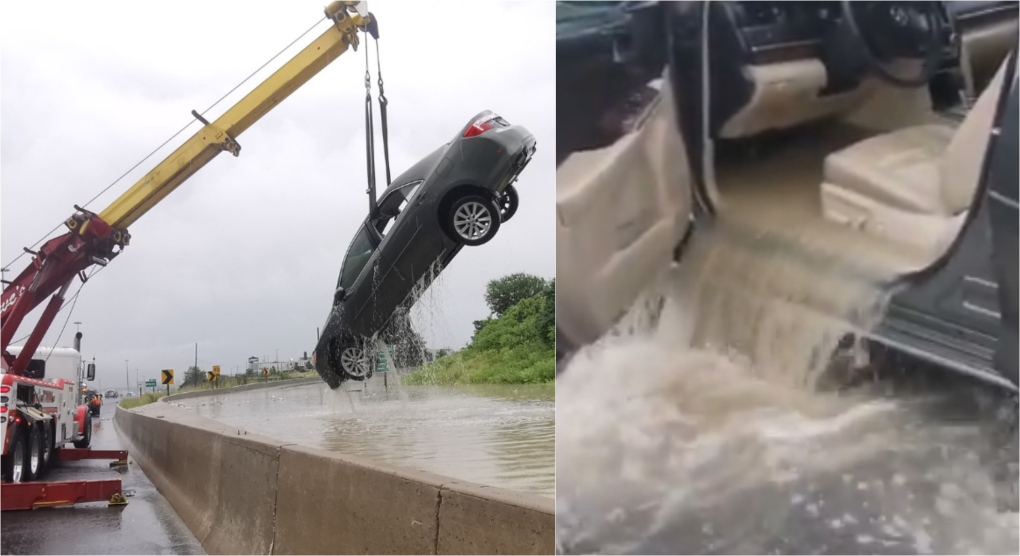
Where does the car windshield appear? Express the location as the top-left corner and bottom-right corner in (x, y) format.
(337, 224), (376, 291)
(373, 180), (424, 236)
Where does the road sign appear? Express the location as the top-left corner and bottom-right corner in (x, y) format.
(212, 365), (220, 376)
(145, 379), (157, 388)
(376, 344), (394, 373)
(206, 372), (216, 382)
(161, 369), (174, 385)
(262, 368), (269, 377)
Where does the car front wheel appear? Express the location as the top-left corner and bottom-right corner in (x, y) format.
(447, 195), (501, 246)
(339, 342), (375, 382)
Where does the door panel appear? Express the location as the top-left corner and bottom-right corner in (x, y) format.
(985, 53), (1019, 385)
(878, 51), (1018, 388)
(556, 74), (694, 348)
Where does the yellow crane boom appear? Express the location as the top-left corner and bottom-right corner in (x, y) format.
(96, 1), (377, 231)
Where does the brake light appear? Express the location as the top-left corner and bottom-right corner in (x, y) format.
(464, 116), (495, 138)
(1, 406), (6, 413)
(0, 385), (9, 394)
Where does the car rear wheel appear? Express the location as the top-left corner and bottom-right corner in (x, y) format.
(448, 195), (501, 246)
(498, 185), (519, 223)
(339, 343), (375, 381)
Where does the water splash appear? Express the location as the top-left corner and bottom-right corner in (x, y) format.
(556, 215), (1017, 554)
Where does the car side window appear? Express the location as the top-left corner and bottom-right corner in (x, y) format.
(373, 180), (424, 237)
(337, 224), (377, 291)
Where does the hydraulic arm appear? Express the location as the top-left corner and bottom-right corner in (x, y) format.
(1, 1), (379, 375)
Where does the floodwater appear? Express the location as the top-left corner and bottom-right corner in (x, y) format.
(180, 380), (554, 498)
(556, 213), (1019, 554)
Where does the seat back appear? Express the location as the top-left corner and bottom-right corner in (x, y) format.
(940, 59), (1010, 213)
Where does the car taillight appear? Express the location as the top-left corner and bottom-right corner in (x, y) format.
(0, 406), (7, 413)
(464, 117), (495, 138)
(0, 385), (9, 394)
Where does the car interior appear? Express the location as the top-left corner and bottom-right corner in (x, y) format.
(555, 0), (1018, 350)
(691, 1), (1017, 275)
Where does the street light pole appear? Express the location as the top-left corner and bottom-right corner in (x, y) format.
(125, 359), (130, 391)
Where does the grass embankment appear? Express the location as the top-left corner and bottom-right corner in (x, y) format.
(118, 370), (317, 409)
(403, 293), (555, 386)
(119, 392), (165, 409)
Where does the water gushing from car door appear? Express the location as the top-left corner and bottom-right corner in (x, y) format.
(557, 217), (1018, 554)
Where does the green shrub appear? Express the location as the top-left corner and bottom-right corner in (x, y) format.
(404, 282), (555, 386)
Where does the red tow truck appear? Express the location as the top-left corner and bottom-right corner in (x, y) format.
(1, 333), (129, 510)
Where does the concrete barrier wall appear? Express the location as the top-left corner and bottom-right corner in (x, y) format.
(165, 376), (321, 402)
(115, 387), (554, 555)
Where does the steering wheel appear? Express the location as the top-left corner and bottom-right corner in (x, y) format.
(839, 1), (947, 88)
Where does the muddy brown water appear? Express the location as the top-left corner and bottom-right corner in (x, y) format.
(556, 193), (1018, 554)
(180, 380), (554, 498)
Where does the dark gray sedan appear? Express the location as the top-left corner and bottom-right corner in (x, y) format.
(313, 110), (536, 388)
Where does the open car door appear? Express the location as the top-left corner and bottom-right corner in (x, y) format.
(870, 51), (1018, 390)
(555, 1), (695, 357)
(985, 50), (1018, 387)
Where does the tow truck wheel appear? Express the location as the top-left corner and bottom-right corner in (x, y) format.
(26, 427), (43, 481)
(73, 412), (93, 449)
(40, 424), (54, 472)
(2, 432), (28, 483)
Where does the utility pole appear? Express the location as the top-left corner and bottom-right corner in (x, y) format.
(125, 359), (130, 391)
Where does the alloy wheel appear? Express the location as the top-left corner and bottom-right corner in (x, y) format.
(453, 201), (493, 240)
(340, 345), (373, 378)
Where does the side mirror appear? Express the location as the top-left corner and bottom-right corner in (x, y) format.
(86, 363), (96, 381)
(334, 287), (346, 304)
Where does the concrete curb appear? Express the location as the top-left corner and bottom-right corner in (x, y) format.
(115, 387), (554, 555)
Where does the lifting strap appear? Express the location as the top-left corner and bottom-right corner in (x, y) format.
(364, 34), (378, 215)
(362, 31), (392, 216)
(375, 39), (391, 186)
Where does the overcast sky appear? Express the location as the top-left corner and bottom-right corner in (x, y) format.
(0, 0), (555, 389)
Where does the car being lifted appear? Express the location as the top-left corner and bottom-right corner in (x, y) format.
(313, 110), (537, 387)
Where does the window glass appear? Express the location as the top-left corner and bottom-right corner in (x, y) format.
(374, 180), (424, 237)
(337, 225), (376, 291)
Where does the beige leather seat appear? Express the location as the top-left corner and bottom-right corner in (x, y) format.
(820, 61), (1007, 259)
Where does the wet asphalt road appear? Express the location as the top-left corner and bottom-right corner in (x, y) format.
(1, 402), (203, 555)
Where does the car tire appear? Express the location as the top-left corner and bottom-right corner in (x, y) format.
(447, 195), (501, 246)
(73, 412), (92, 449)
(26, 427), (43, 481)
(338, 341), (375, 382)
(2, 431), (28, 483)
(498, 185), (519, 223)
